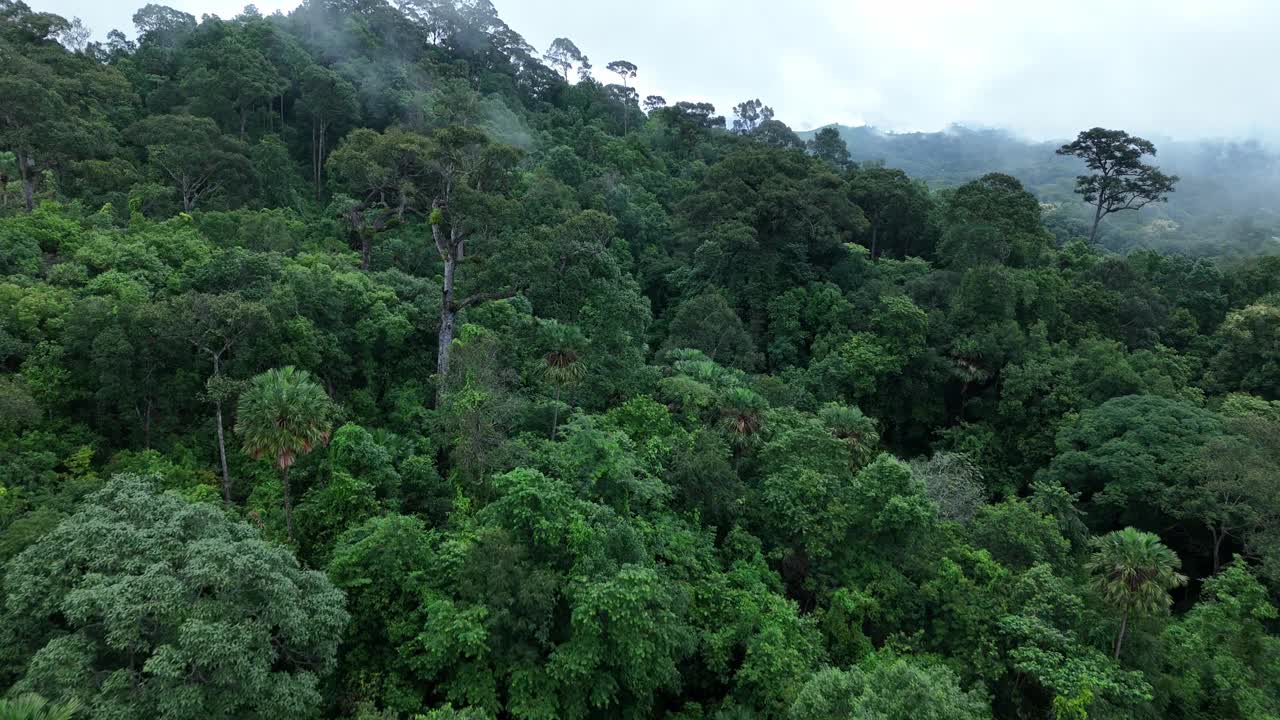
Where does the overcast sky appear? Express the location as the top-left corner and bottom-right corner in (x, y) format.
(39, 0), (1280, 141)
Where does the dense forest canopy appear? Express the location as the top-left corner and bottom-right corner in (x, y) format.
(1, 1), (1279, 719)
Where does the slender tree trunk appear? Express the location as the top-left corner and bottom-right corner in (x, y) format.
(139, 397), (153, 449)
(313, 118), (328, 201)
(436, 243), (458, 402)
(1089, 200), (1104, 245)
(281, 466), (295, 542)
(312, 120), (320, 201)
(551, 383), (562, 440)
(215, 399), (232, 502)
(1113, 607), (1129, 659)
(18, 153), (34, 213)
(1211, 527), (1224, 575)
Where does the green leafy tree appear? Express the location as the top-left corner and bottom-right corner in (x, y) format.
(1205, 302), (1280, 399)
(731, 98), (773, 134)
(182, 34), (286, 138)
(544, 37), (585, 80)
(605, 59), (637, 87)
(235, 366), (337, 541)
(790, 654), (991, 720)
(2, 474), (347, 718)
(1086, 527), (1186, 659)
(165, 292), (267, 503)
(298, 64), (358, 200)
(0, 6), (128, 211)
(326, 126), (434, 270)
(426, 127), (522, 394)
(1057, 128), (1179, 244)
(808, 126), (852, 169)
(1159, 562), (1280, 720)
(846, 165), (932, 259)
(130, 114), (252, 212)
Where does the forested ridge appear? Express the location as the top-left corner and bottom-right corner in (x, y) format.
(1, 1), (1279, 719)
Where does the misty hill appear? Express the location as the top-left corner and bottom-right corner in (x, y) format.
(4, 2), (1280, 719)
(800, 124), (1280, 255)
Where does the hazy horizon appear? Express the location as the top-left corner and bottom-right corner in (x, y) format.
(36, 0), (1280, 143)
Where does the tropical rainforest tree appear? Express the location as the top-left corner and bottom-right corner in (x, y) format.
(235, 366), (336, 540)
(1087, 527), (1187, 658)
(1057, 128), (1179, 244)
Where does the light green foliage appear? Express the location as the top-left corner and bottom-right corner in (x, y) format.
(1205, 302), (1280, 399)
(790, 653), (992, 720)
(0, 693), (81, 720)
(3, 475), (348, 718)
(998, 565), (1152, 717)
(1159, 562), (1280, 719)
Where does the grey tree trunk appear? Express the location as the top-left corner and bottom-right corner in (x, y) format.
(436, 238), (458, 403)
(18, 153), (34, 212)
(281, 465), (295, 542)
(1112, 607), (1129, 659)
(1089, 200), (1104, 245)
(215, 399), (232, 502)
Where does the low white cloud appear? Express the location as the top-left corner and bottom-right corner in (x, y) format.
(41, 0), (1280, 141)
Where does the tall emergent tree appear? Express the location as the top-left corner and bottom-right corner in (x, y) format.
(235, 366), (337, 541)
(544, 37), (585, 81)
(731, 98), (774, 134)
(605, 59), (637, 87)
(428, 126), (521, 399)
(299, 64), (358, 200)
(167, 292), (267, 503)
(326, 126), (433, 270)
(1087, 527), (1186, 658)
(1057, 127), (1178, 244)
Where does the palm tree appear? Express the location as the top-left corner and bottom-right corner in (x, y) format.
(1086, 527), (1187, 658)
(0, 694), (81, 720)
(235, 366), (336, 542)
(541, 322), (586, 440)
(719, 387), (767, 465)
(818, 402), (879, 470)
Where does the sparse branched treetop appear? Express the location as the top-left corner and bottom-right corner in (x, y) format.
(1057, 127), (1179, 244)
(731, 98), (774, 134)
(606, 59), (637, 88)
(544, 37), (584, 81)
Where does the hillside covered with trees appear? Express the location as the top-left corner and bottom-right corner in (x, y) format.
(2, 1), (1280, 719)
(796, 124), (1280, 257)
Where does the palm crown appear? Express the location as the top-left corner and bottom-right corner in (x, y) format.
(1086, 527), (1187, 658)
(236, 366), (336, 470)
